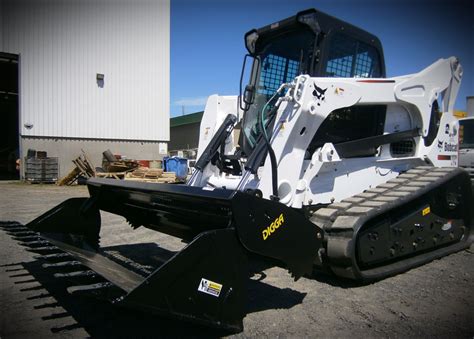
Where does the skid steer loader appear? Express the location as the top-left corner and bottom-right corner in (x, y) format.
(2, 8), (472, 332)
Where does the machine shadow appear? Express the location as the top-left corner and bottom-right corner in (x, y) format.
(308, 269), (367, 288)
(246, 256), (307, 313)
(246, 253), (366, 289)
(11, 242), (308, 337)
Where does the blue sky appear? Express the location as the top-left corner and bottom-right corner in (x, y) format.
(170, 0), (473, 117)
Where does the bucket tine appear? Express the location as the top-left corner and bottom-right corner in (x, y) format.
(0, 221), (22, 228)
(2, 226), (28, 232)
(42, 261), (83, 269)
(34, 253), (72, 262)
(13, 235), (41, 241)
(19, 240), (51, 248)
(7, 230), (35, 236)
(67, 282), (115, 296)
(6, 229), (31, 235)
(54, 270), (98, 279)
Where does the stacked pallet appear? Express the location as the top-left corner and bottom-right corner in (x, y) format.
(125, 168), (178, 183)
(25, 157), (59, 184)
(128, 168), (163, 178)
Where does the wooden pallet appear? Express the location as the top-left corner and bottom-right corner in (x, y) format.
(57, 167), (81, 186)
(124, 171), (177, 183)
(58, 150), (95, 186)
(96, 172), (127, 179)
(124, 177), (177, 183)
(128, 168), (164, 179)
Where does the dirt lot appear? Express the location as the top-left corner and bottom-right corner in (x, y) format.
(0, 181), (473, 338)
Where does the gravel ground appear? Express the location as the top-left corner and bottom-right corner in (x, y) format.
(0, 181), (473, 338)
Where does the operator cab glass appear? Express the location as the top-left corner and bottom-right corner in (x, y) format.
(241, 29), (315, 155)
(324, 32), (382, 78)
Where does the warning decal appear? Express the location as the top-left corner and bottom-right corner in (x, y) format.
(197, 278), (223, 297)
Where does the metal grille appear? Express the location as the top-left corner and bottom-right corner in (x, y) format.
(390, 140), (416, 157)
(326, 55), (353, 77)
(354, 51), (372, 78)
(258, 54), (299, 95)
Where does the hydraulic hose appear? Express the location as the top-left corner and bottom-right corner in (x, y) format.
(259, 86), (286, 200)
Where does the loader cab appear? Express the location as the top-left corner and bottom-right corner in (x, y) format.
(240, 9), (386, 156)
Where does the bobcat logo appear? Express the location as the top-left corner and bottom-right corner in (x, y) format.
(312, 83), (327, 105)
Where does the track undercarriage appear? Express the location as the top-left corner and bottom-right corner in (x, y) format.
(311, 166), (472, 280)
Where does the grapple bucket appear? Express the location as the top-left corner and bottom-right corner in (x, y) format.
(8, 178), (323, 332)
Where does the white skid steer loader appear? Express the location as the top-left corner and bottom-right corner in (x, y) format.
(2, 8), (471, 333)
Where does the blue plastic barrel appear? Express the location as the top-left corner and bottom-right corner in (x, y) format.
(163, 157), (188, 180)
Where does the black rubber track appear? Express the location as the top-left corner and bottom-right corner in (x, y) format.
(310, 166), (473, 281)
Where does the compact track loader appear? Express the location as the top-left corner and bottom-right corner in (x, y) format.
(2, 9), (472, 332)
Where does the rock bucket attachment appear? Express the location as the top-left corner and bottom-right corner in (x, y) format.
(1, 181), (323, 332)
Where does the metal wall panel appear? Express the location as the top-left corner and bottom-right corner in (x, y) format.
(2, 0), (170, 141)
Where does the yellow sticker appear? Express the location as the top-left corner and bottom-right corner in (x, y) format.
(198, 278), (222, 297)
(422, 206), (430, 216)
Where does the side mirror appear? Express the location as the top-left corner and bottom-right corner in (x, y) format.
(243, 85), (255, 106)
(239, 54), (260, 111)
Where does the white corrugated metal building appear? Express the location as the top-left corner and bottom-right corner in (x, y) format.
(0, 0), (170, 179)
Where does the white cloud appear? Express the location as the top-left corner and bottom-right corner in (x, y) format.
(174, 96), (208, 106)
